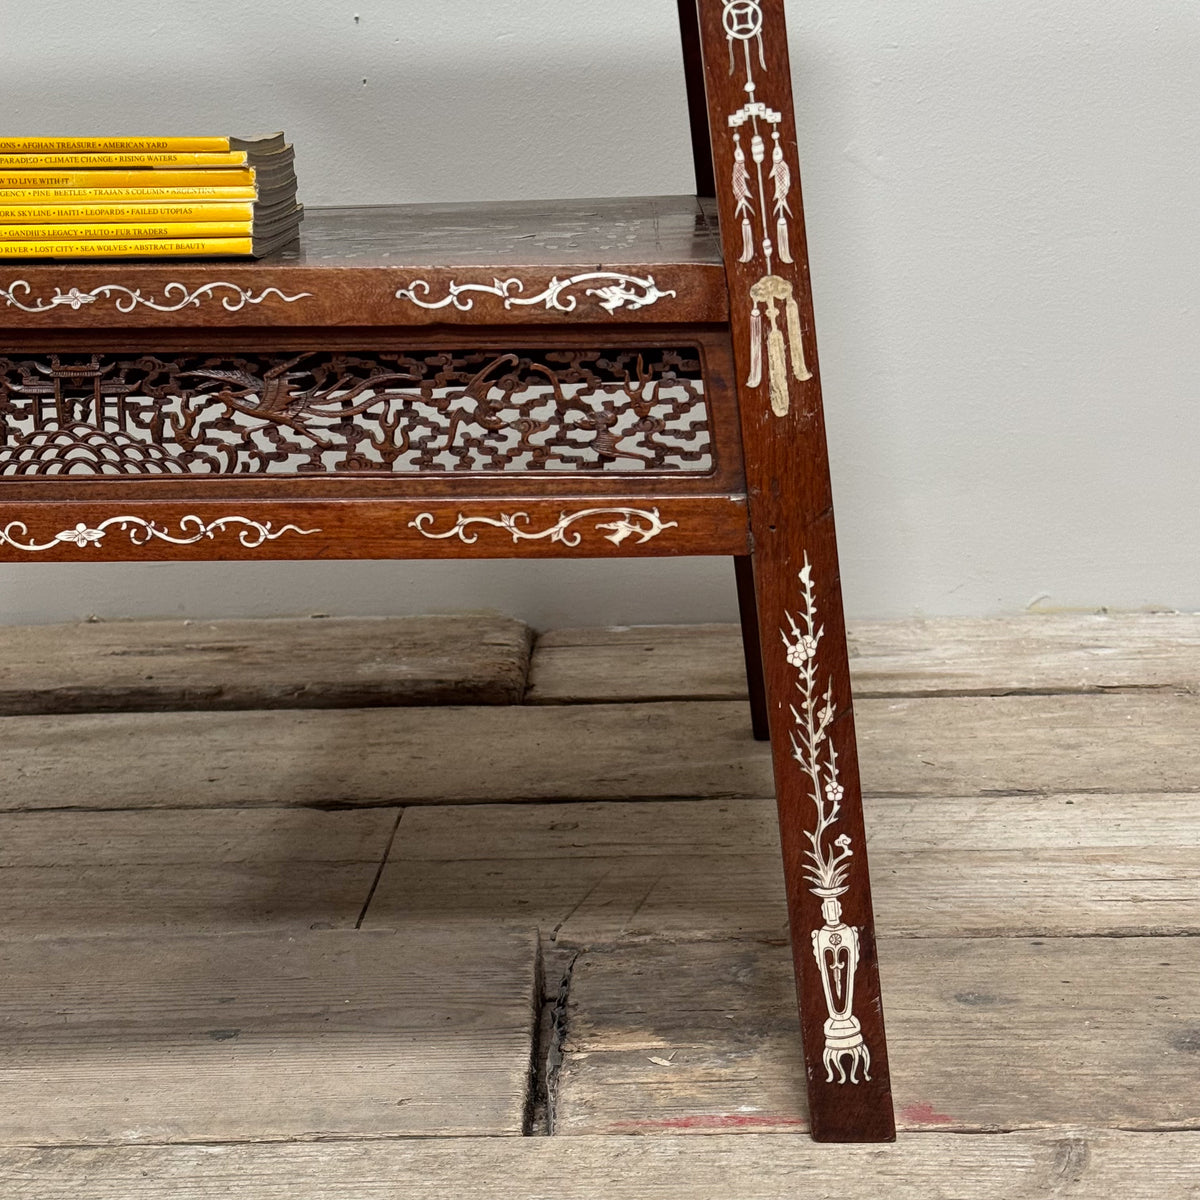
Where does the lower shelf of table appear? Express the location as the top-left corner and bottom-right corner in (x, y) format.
(0, 494), (749, 561)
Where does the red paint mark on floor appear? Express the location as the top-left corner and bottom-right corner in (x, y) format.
(899, 1101), (953, 1125)
(612, 1114), (808, 1132)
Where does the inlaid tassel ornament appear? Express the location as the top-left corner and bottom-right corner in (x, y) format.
(748, 275), (812, 416)
(732, 134), (755, 263)
(786, 290), (811, 381)
(770, 132), (794, 265)
(767, 322), (788, 413)
(747, 302), (764, 388)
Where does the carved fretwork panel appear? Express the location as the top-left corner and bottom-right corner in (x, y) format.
(0, 349), (712, 477)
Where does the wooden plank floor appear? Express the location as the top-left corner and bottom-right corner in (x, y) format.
(0, 927), (539, 1144)
(8, 1131), (1199, 1200)
(0, 614), (533, 713)
(0, 612), (1196, 1196)
(528, 614), (1200, 700)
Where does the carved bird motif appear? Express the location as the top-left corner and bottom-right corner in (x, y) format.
(183, 356), (419, 448)
(184, 356), (310, 416)
(436, 354), (523, 462)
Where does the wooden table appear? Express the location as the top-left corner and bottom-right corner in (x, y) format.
(0, 0), (896, 1143)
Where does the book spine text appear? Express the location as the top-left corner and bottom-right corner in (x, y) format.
(0, 137), (232, 154)
(0, 152), (249, 169)
(0, 237), (256, 258)
(0, 187), (258, 201)
(0, 169), (255, 189)
(0, 223), (252, 241)
(0, 202), (256, 223)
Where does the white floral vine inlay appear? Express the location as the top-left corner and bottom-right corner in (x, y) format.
(408, 507), (677, 547)
(781, 553), (870, 1085)
(0, 515), (320, 552)
(0, 280), (312, 314)
(722, 0), (812, 416)
(395, 273), (676, 315)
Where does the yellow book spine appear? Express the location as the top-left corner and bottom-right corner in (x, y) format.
(0, 238), (256, 258)
(0, 137), (232, 154)
(0, 223), (252, 241)
(0, 169), (255, 189)
(0, 187), (258, 201)
(0, 152), (249, 169)
(0, 202), (256, 223)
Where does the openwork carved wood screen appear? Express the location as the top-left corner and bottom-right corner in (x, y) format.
(0, 349), (712, 477)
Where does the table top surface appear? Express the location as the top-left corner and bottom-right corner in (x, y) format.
(288, 195), (722, 269)
(0, 196), (728, 329)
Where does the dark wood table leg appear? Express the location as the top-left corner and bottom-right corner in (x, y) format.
(693, 0), (896, 1141)
(734, 555), (771, 740)
(746, 511), (895, 1142)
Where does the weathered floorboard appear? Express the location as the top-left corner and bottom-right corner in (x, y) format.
(5, 790), (1192, 948)
(0, 702), (766, 810)
(852, 693), (1200, 796)
(370, 845), (1200, 944)
(2, 692), (1198, 811)
(0, 807), (398, 937)
(5, 612), (1193, 714)
(0, 615), (533, 714)
(0, 926), (538, 1144)
(388, 792), (1200, 860)
(3, 1130), (1197, 1200)
(846, 613), (1200, 696)
(527, 614), (1200, 702)
(528, 624), (753, 704)
(555, 937), (1200, 1135)
(365, 795), (1200, 940)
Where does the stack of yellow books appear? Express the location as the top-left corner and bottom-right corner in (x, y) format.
(0, 132), (302, 259)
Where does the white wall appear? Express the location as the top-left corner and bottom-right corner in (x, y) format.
(0, 0), (1196, 627)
